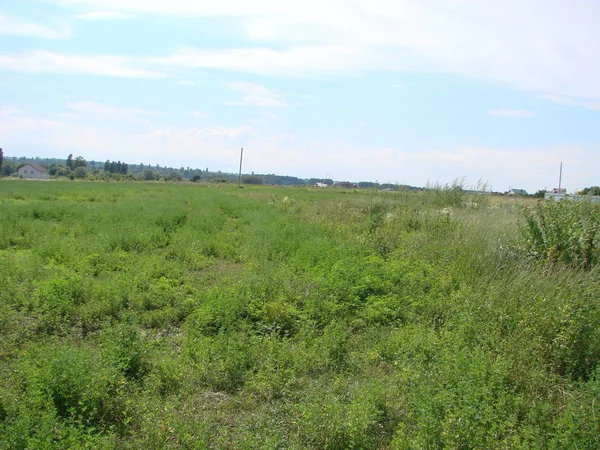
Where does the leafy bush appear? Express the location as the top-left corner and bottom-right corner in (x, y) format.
(73, 166), (88, 179)
(522, 199), (600, 269)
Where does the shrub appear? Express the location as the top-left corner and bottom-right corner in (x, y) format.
(73, 167), (88, 179)
(522, 199), (600, 269)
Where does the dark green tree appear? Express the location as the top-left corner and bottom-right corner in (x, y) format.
(143, 169), (158, 181)
(73, 166), (88, 179)
(66, 154), (74, 169)
(0, 148), (3, 173)
(166, 171), (182, 181)
(74, 156), (87, 168)
(242, 175), (263, 185)
(579, 186), (600, 196)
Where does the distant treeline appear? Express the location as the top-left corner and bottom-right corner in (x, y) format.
(1, 155), (419, 190)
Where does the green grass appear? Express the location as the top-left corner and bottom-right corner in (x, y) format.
(0, 180), (599, 448)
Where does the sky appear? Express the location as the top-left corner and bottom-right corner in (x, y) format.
(1, 0), (599, 192)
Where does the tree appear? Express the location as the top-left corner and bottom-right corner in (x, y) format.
(0, 148), (3, 173)
(143, 169), (158, 181)
(533, 189), (547, 199)
(579, 186), (600, 196)
(74, 156), (87, 168)
(242, 175), (263, 185)
(66, 154), (74, 169)
(166, 171), (182, 181)
(73, 166), (88, 179)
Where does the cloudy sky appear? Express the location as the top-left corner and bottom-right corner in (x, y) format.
(1, 0), (599, 191)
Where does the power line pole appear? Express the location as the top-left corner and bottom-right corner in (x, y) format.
(558, 162), (563, 192)
(237, 147), (244, 188)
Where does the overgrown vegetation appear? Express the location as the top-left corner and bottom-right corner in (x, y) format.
(523, 198), (600, 269)
(0, 180), (599, 448)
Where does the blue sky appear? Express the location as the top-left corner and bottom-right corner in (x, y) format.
(1, 0), (599, 192)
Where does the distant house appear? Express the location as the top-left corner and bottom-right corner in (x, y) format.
(507, 188), (528, 196)
(17, 163), (50, 179)
(315, 182), (328, 188)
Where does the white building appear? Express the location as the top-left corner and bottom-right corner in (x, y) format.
(17, 163), (50, 179)
(544, 193), (600, 204)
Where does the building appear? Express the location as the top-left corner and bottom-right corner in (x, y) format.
(17, 163), (50, 179)
(507, 188), (528, 196)
(544, 193), (600, 204)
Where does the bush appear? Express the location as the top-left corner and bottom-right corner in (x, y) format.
(522, 199), (600, 269)
(143, 169), (159, 181)
(242, 175), (263, 185)
(73, 167), (88, 179)
(166, 171), (182, 182)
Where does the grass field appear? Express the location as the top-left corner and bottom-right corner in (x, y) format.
(1, 180), (599, 449)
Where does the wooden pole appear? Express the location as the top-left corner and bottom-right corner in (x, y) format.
(238, 147), (244, 187)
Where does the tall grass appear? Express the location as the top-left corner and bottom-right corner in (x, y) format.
(0, 180), (599, 448)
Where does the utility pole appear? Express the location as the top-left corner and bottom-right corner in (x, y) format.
(558, 162), (563, 192)
(237, 147), (244, 187)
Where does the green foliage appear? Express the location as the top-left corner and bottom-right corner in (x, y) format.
(166, 171), (182, 181)
(73, 166), (88, 179)
(74, 156), (87, 168)
(143, 169), (159, 181)
(579, 186), (600, 196)
(0, 180), (599, 447)
(242, 175), (263, 185)
(522, 199), (600, 269)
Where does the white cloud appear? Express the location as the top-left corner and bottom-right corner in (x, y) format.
(262, 112), (278, 120)
(489, 108), (536, 118)
(0, 111), (255, 170)
(0, 106), (23, 117)
(10, 1), (598, 100)
(0, 13), (70, 39)
(0, 51), (163, 78)
(188, 109), (207, 119)
(56, 0), (598, 100)
(150, 45), (366, 77)
(226, 82), (287, 106)
(2, 105), (598, 192)
(539, 94), (600, 111)
(66, 101), (157, 116)
(73, 11), (136, 20)
(0, 116), (65, 134)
